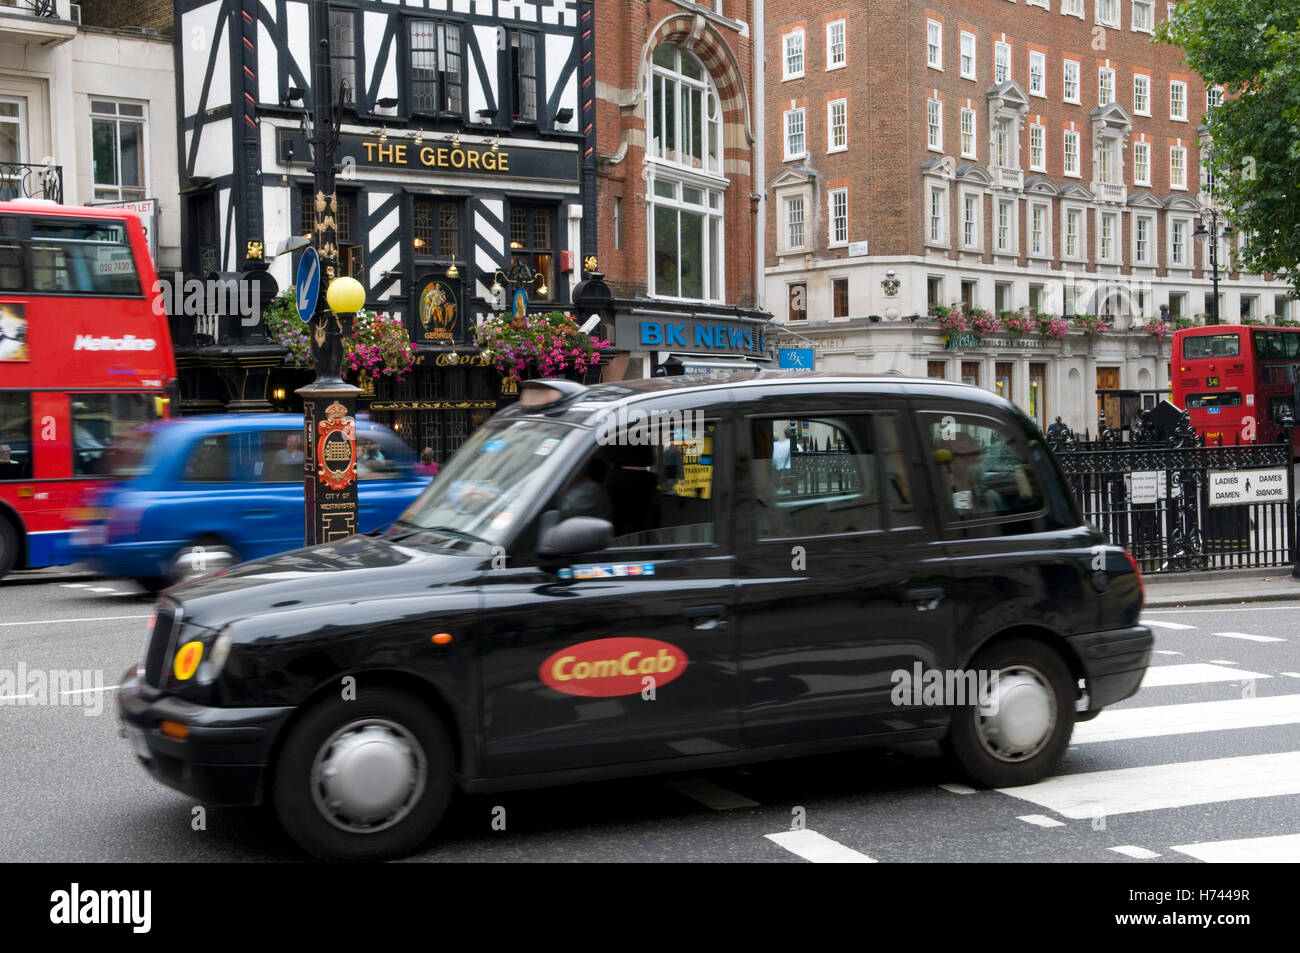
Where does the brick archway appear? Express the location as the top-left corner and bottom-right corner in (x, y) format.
(640, 13), (753, 146)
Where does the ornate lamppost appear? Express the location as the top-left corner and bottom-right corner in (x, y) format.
(295, 0), (364, 547)
(1194, 165), (1232, 327)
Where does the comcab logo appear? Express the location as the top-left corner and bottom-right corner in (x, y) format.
(540, 638), (688, 697)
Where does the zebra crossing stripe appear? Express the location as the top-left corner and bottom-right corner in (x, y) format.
(1140, 663), (1269, 687)
(998, 751), (1300, 819)
(1213, 631), (1286, 643)
(1141, 619), (1196, 630)
(1073, 693), (1300, 744)
(1170, 832), (1300, 863)
(765, 830), (876, 863)
(1109, 845), (1161, 860)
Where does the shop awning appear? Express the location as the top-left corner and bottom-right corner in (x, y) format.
(665, 354), (769, 375)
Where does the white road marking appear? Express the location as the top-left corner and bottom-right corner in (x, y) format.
(1170, 832), (1300, 863)
(1018, 814), (1065, 828)
(765, 830), (876, 863)
(998, 751), (1300, 819)
(1154, 650), (1183, 656)
(1281, 672), (1300, 679)
(1074, 693), (1300, 744)
(0, 684), (121, 702)
(1145, 604), (1300, 613)
(1141, 619), (1196, 630)
(663, 779), (759, 810)
(1214, 631), (1286, 643)
(1140, 663), (1268, 687)
(1109, 845), (1161, 860)
(939, 782), (977, 795)
(59, 584), (87, 589)
(86, 587), (118, 593)
(0, 614), (150, 627)
(1208, 660), (1239, 666)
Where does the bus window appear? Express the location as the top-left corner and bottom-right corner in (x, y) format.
(1183, 333), (1240, 359)
(29, 219), (141, 296)
(0, 216), (20, 290)
(0, 391), (32, 480)
(70, 393), (160, 476)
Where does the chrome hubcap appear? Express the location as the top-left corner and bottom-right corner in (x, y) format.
(170, 544), (237, 581)
(311, 718), (426, 834)
(975, 665), (1056, 762)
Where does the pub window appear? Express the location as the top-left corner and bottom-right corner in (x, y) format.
(329, 8), (357, 105)
(409, 20), (462, 116)
(510, 31), (539, 123)
(508, 203), (555, 303)
(187, 191), (218, 277)
(413, 197), (461, 260)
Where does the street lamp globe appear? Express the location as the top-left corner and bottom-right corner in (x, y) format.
(326, 275), (366, 314)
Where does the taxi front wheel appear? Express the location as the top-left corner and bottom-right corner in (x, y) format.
(941, 638), (1075, 789)
(272, 688), (454, 861)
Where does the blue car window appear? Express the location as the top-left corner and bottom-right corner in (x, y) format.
(262, 429), (304, 483)
(183, 435), (233, 483)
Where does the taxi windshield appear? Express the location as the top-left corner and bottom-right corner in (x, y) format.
(388, 419), (573, 546)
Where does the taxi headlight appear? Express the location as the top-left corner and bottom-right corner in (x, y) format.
(204, 630), (233, 681)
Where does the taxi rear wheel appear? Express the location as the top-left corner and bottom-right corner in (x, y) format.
(272, 688), (454, 861)
(941, 638), (1075, 789)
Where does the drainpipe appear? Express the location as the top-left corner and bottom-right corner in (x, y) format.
(753, 0), (765, 312)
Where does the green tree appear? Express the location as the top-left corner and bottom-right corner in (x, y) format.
(1157, 1), (1300, 294)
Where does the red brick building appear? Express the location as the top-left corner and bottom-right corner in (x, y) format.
(593, 0), (771, 378)
(763, 1), (1292, 430)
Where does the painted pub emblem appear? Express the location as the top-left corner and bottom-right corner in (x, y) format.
(316, 400), (357, 490)
(418, 279), (458, 341)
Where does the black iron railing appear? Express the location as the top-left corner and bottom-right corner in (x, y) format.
(1048, 411), (1294, 573)
(0, 161), (63, 202)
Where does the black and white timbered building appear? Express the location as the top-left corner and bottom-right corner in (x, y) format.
(172, 0), (594, 459)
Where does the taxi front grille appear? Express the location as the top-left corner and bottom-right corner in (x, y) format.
(143, 604), (180, 688)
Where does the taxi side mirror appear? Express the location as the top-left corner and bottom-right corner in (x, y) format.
(538, 514), (614, 557)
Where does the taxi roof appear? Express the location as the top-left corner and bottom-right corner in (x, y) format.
(498, 371), (1010, 428)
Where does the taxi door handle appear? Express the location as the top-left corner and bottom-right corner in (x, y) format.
(903, 587), (945, 611)
(685, 605), (728, 630)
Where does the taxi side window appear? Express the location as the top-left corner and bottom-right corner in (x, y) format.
(263, 430), (305, 483)
(921, 412), (1044, 525)
(749, 415), (882, 539)
(547, 419), (717, 548)
(183, 435), (234, 483)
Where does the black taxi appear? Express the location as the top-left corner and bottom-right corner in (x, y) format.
(117, 374), (1152, 860)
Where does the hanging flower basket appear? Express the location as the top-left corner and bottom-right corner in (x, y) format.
(262, 289), (417, 381)
(1144, 319), (1172, 340)
(1000, 311), (1035, 337)
(344, 310), (417, 382)
(934, 305), (967, 335)
(967, 307), (1000, 338)
(475, 310), (612, 383)
(1038, 315), (1069, 340)
(1073, 313), (1108, 338)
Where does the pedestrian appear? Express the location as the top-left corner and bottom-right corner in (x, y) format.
(1046, 416), (1069, 440)
(414, 447), (439, 477)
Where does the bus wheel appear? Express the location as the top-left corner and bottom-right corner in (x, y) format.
(167, 537), (239, 585)
(0, 518), (17, 580)
(272, 688), (454, 861)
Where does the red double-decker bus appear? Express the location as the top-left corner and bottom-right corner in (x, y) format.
(0, 200), (175, 579)
(1171, 324), (1300, 457)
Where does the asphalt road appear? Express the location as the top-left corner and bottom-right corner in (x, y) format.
(2, 569), (1299, 863)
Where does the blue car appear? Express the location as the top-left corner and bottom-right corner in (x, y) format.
(71, 414), (431, 592)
